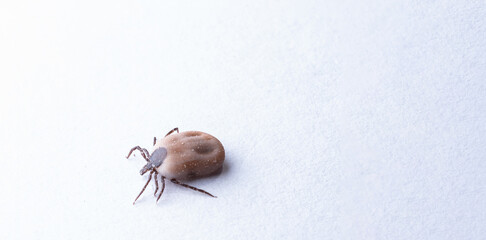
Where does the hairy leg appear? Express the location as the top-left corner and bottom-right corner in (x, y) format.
(153, 172), (159, 196)
(170, 179), (216, 198)
(126, 146), (150, 162)
(133, 171), (153, 204)
(165, 127), (179, 137)
(157, 176), (166, 202)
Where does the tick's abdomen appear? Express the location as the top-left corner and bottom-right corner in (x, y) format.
(155, 131), (225, 179)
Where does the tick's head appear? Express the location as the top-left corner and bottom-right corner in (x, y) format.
(139, 163), (153, 175)
(139, 147), (168, 175)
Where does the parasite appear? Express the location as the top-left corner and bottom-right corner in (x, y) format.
(126, 128), (225, 204)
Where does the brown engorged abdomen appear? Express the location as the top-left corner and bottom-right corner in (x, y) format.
(156, 131), (225, 179)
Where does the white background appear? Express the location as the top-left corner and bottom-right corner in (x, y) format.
(1, 1), (485, 239)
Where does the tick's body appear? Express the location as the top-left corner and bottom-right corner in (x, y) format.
(126, 128), (225, 204)
(156, 131), (225, 179)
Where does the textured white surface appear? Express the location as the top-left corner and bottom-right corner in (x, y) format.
(1, 1), (485, 239)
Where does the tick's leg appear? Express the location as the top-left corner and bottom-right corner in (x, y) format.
(143, 148), (150, 158)
(153, 137), (156, 146)
(165, 127), (179, 137)
(157, 176), (166, 202)
(170, 179), (217, 198)
(133, 170), (153, 204)
(126, 146), (150, 162)
(153, 172), (159, 196)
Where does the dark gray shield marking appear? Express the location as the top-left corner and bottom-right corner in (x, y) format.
(149, 147), (167, 168)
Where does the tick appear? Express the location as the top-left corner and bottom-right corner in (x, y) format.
(126, 127), (225, 204)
